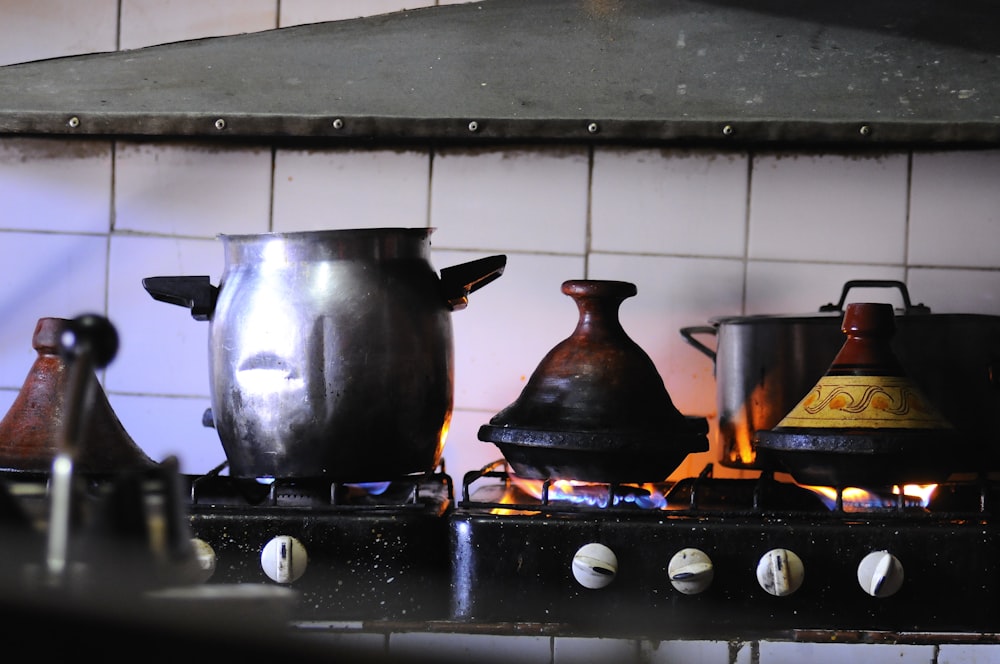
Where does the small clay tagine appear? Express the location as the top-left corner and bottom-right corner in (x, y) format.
(478, 280), (708, 482)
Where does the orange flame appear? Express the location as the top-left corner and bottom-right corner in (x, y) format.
(803, 484), (937, 510)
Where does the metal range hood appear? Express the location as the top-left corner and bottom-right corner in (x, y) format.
(0, 0), (998, 147)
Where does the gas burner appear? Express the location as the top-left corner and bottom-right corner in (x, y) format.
(459, 460), (675, 511)
(459, 461), (968, 516)
(184, 466), (455, 622)
(185, 467), (454, 513)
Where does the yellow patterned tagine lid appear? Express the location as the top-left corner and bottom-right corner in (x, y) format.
(775, 373), (951, 430)
(754, 301), (961, 487)
(776, 301), (952, 431)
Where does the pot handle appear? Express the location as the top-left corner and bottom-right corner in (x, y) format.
(142, 276), (219, 322)
(818, 280), (931, 315)
(679, 325), (717, 363)
(440, 255), (507, 311)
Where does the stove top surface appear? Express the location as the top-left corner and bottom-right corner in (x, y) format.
(449, 461), (1000, 637)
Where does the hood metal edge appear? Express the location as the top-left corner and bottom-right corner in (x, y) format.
(1, 0), (998, 146)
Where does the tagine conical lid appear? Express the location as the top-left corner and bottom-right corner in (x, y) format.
(478, 280), (708, 482)
(755, 302), (961, 486)
(0, 317), (156, 475)
(775, 301), (953, 430)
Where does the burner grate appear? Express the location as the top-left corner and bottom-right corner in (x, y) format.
(186, 463), (453, 513)
(459, 460), (998, 518)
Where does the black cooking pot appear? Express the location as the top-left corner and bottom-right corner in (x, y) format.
(680, 280), (1000, 474)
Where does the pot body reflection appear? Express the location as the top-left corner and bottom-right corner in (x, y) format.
(146, 228), (505, 480)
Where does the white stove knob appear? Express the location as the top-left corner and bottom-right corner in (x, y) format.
(857, 550), (904, 597)
(668, 548), (714, 595)
(756, 548), (804, 596)
(190, 537), (217, 582)
(261, 535), (308, 584)
(572, 543), (618, 589)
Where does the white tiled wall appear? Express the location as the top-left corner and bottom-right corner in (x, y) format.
(4, 1), (1000, 661)
(4, 1), (1000, 485)
(299, 628), (1000, 664)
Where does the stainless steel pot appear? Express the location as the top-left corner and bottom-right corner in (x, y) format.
(680, 280), (1000, 473)
(143, 228), (505, 481)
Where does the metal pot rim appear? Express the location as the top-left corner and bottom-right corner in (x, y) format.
(709, 310), (1000, 327)
(216, 227), (435, 242)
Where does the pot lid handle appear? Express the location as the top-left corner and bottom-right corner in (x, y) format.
(818, 280), (931, 315)
(142, 276), (219, 321)
(440, 255), (507, 311)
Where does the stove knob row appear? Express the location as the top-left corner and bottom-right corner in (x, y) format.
(572, 543), (618, 589)
(190, 537), (217, 583)
(572, 544), (718, 594)
(571, 543), (904, 599)
(756, 548), (805, 596)
(857, 550), (904, 598)
(668, 548), (715, 595)
(261, 535), (309, 584)
(754, 548), (905, 598)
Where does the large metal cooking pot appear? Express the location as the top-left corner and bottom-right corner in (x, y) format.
(680, 280), (1000, 474)
(142, 228), (506, 481)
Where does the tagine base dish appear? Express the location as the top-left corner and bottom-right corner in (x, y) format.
(755, 427), (964, 487)
(480, 416), (709, 483)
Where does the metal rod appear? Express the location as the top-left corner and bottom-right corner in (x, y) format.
(45, 452), (74, 582)
(45, 342), (95, 585)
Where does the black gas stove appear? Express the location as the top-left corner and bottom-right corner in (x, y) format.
(185, 465), (455, 623)
(450, 460), (1000, 640)
(3, 453), (999, 643)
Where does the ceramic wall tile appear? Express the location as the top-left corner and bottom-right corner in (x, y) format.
(0, 0), (118, 66)
(906, 268), (1000, 315)
(553, 636), (640, 664)
(937, 643), (1000, 664)
(390, 631), (551, 663)
(0, 138), (113, 233)
(119, 0), (277, 50)
(748, 153), (908, 264)
(909, 150), (1000, 268)
(641, 639), (753, 664)
(757, 641), (933, 664)
(272, 148), (430, 232)
(105, 234), (220, 397)
(279, 0), (435, 26)
(430, 147), (590, 254)
(445, 249), (586, 413)
(0, 391), (16, 421)
(444, 409), (504, 481)
(591, 148), (749, 257)
(0, 232), (108, 389)
(745, 261), (906, 316)
(108, 394), (224, 475)
(115, 142), (272, 237)
(293, 629), (388, 658)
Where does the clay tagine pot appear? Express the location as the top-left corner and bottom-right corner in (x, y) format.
(755, 302), (963, 487)
(478, 280), (708, 482)
(0, 317), (156, 475)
